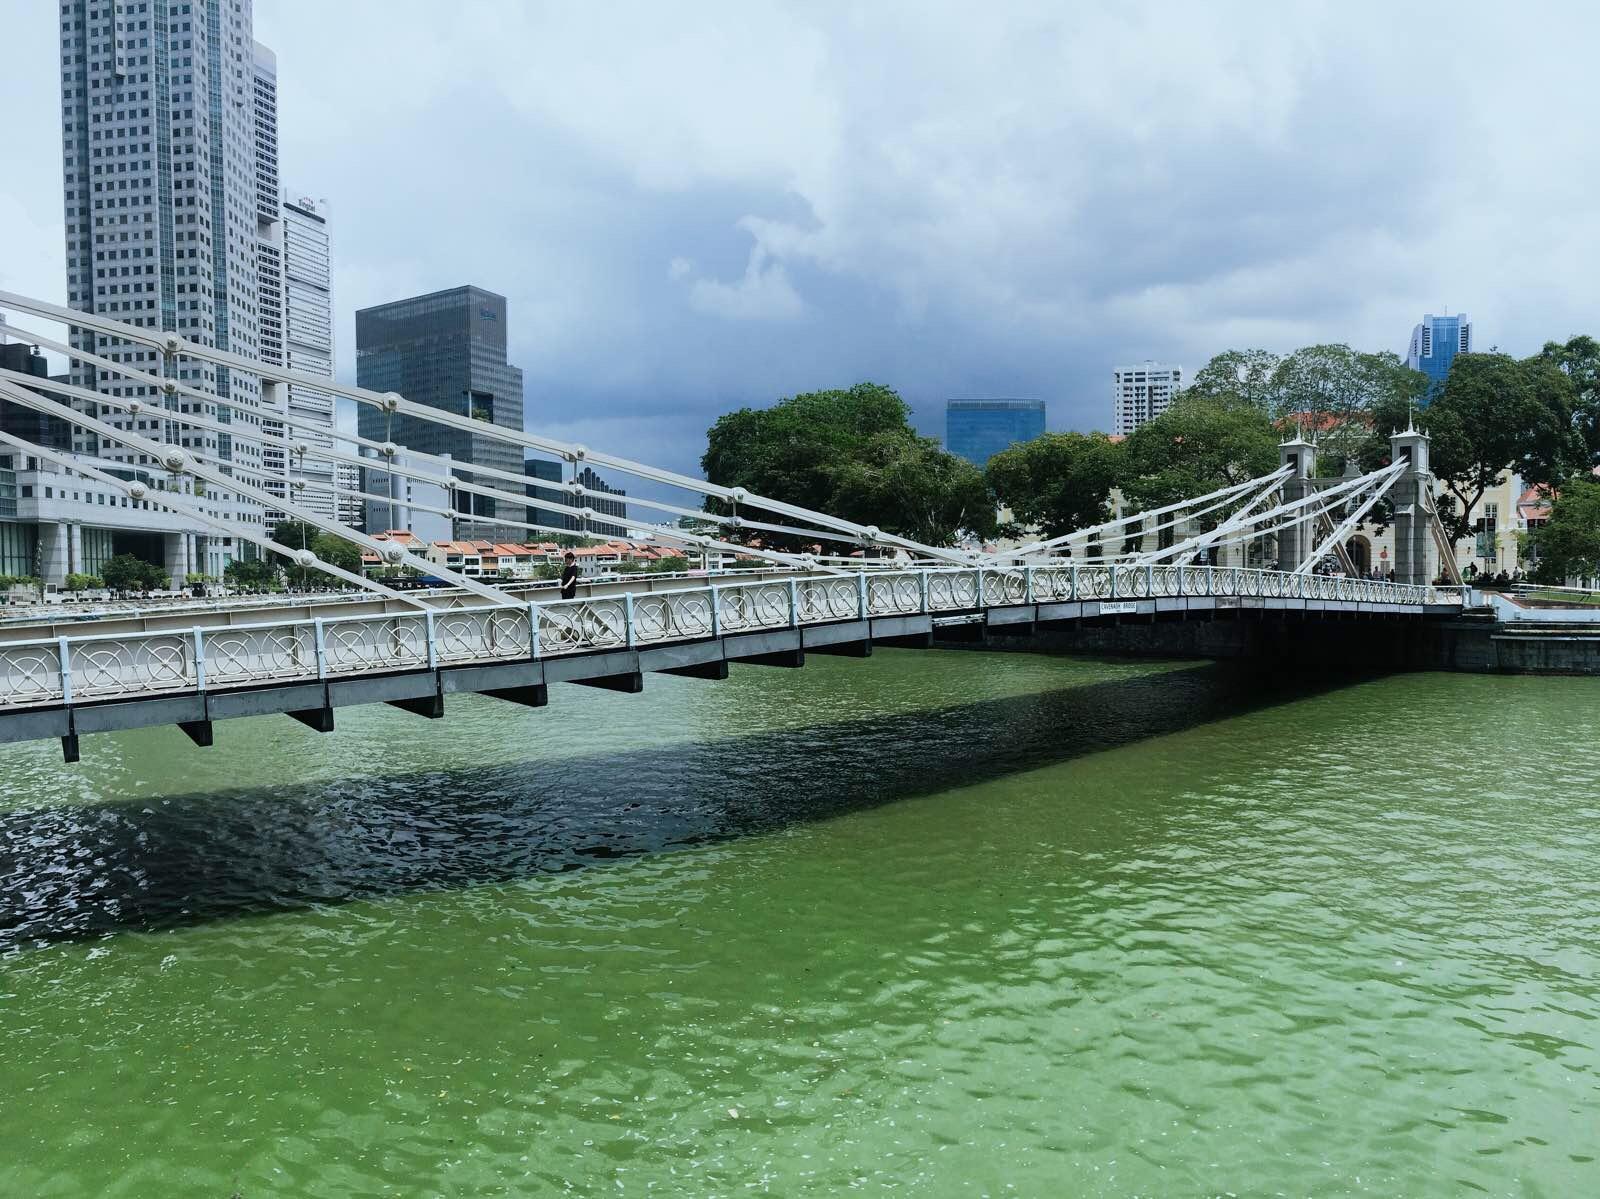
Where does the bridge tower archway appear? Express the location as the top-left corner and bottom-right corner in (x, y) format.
(1348, 535), (1372, 575)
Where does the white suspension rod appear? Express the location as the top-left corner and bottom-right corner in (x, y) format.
(1145, 465), (1401, 564)
(0, 365), (847, 576)
(0, 426), (422, 604)
(4, 321), (870, 549)
(0, 378), (519, 607)
(0, 290), (975, 566)
(1292, 462), (1406, 573)
(1002, 466), (1292, 560)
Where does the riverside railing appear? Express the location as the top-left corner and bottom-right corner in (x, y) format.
(0, 566), (1458, 711)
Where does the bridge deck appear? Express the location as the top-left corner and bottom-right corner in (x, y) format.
(0, 565), (1462, 758)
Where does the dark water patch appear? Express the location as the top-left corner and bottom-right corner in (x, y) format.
(0, 661), (1370, 950)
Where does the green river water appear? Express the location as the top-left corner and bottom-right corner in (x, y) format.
(1, 649), (1597, 1197)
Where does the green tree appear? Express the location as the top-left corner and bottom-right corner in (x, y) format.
(647, 555), (689, 574)
(267, 520), (362, 587)
(63, 572), (103, 592)
(1269, 345), (1425, 473)
(1525, 478), (1600, 583)
(1365, 353), (1586, 545)
(985, 432), (1123, 539)
(703, 382), (995, 546)
(1120, 397), (1281, 509)
(1184, 349), (1282, 412)
(283, 533), (363, 587)
(1538, 334), (1600, 464)
(100, 553), (166, 595)
(271, 520), (320, 554)
(224, 558), (278, 591)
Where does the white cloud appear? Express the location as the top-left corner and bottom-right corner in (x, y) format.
(4, 0), (1598, 475)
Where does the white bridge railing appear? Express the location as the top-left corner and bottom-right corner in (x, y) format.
(0, 566), (1457, 711)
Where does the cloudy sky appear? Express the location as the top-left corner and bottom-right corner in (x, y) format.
(3, 1), (1597, 479)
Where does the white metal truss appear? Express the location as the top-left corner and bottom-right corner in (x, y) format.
(0, 361), (838, 579)
(999, 466), (1293, 561)
(1, 319), (894, 563)
(0, 423), (422, 603)
(0, 377), (518, 605)
(1131, 464), (1401, 566)
(1292, 462), (1407, 573)
(0, 290), (979, 567)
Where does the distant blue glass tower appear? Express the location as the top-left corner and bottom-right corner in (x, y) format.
(945, 399), (1046, 466)
(1406, 313), (1472, 401)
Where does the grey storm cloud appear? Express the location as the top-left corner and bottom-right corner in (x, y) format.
(3, 0), (1598, 486)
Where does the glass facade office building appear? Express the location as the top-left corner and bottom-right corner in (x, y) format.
(945, 399), (1046, 467)
(1406, 313), (1472, 400)
(524, 459), (628, 538)
(356, 286), (526, 541)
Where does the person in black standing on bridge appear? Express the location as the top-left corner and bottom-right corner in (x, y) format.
(560, 551), (579, 600)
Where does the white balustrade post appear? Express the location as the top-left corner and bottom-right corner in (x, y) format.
(710, 585), (722, 637)
(192, 627), (207, 692)
(526, 602), (542, 659)
(918, 570), (929, 613)
(1070, 563), (1079, 601)
(974, 567), (984, 609)
(424, 609), (438, 669)
(57, 636), (73, 704)
(788, 577), (799, 627)
(1024, 564), (1034, 602)
(624, 591), (636, 648)
(312, 617), (328, 679)
(1145, 563), (1154, 596)
(857, 571), (868, 618)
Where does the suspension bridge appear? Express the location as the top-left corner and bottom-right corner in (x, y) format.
(0, 288), (1465, 760)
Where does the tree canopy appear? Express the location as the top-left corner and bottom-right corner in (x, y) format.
(100, 553), (167, 594)
(702, 382), (995, 546)
(1525, 478), (1600, 583)
(1362, 352), (1585, 544)
(269, 520), (363, 587)
(985, 432), (1122, 540)
(1538, 335), (1600, 465)
(1120, 397), (1280, 509)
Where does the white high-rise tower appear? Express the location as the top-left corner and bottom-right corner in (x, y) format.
(281, 194), (338, 520)
(1112, 362), (1184, 436)
(60, 0), (270, 577)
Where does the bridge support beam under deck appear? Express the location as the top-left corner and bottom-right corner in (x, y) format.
(178, 718), (214, 747)
(656, 659), (730, 681)
(933, 621), (989, 645)
(873, 630), (935, 649)
(481, 684), (550, 708)
(386, 690), (444, 719)
(287, 705), (335, 733)
(570, 671), (645, 694)
(808, 640), (871, 658)
(732, 648), (805, 668)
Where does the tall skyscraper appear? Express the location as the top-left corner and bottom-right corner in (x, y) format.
(252, 41), (287, 518)
(59, 0), (271, 577)
(1406, 312), (1472, 399)
(355, 286), (526, 541)
(0, 340), (72, 454)
(1112, 363), (1183, 436)
(279, 194), (337, 519)
(523, 459), (628, 538)
(945, 399), (1046, 467)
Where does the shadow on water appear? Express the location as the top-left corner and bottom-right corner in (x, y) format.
(0, 661), (1380, 951)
